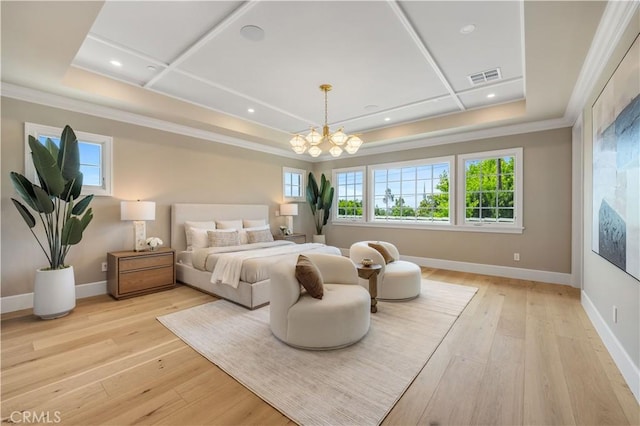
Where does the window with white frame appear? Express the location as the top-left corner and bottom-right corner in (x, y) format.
(24, 123), (113, 196)
(282, 167), (306, 202)
(333, 167), (365, 221)
(369, 157), (454, 224)
(457, 148), (523, 229)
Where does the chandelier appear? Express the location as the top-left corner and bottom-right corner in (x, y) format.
(289, 84), (363, 158)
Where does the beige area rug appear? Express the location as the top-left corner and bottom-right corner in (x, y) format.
(157, 280), (477, 426)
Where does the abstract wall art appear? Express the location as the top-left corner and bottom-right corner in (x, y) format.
(592, 34), (639, 281)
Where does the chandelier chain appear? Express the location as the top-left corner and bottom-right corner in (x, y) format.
(324, 87), (328, 127)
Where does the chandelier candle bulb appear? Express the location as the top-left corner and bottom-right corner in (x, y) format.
(289, 84), (363, 158)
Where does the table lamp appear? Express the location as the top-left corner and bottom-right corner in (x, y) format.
(280, 203), (298, 233)
(121, 200), (156, 251)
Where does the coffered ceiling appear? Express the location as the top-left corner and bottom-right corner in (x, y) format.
(1, 1), (609, 159)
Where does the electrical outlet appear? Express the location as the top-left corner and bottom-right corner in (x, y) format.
(101, 262), (108, 272)
(513, 253), (520, 261)
(613, 306), (618, 323)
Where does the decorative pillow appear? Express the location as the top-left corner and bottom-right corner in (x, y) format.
(368, 242), (395, 264)
(243, 219), (266, 228)
(216, 220), (243, 230)
(189, 228), (210, 250)
(239, 225), (270, 244)
(246, 228), (274, 244)
(295, 255), (323, 299)
(185, 221), (216, 250)
(207, 229), (241, 247)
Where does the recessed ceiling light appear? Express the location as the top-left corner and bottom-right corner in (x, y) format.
(487, 93), (496, 98)
(384, 117), (391, 122)
(110, 60), (122, 67)
(460, 24), (476, 35)
(247, 108), (255, 113)
(240, 25), (265, 41)
(147, 65), (156, 72)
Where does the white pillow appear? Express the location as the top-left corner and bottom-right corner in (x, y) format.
(239, 225), (270, 244)
(207, 229), (241, 247)
(189, 228), (210, 250)
(216, 219), (243, 230)
(185, 221), (216, 250)
(243, 219), (266, 228)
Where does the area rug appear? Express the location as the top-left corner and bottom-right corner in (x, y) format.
(157, 280), (477, 426)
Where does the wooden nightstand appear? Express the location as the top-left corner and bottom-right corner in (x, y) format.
(273, 233), (307, 244)
(107, 248), (176, 299)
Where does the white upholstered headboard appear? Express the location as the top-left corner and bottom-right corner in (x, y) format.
(171, 203), (270, 251)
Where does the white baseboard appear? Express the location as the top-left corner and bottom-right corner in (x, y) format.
(1, 281), (107, 314)
(404, 254), (571, 285)
(341, 248), (572, 286)
(581, 291), (640, 403)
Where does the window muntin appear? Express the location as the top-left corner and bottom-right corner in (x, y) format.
(282, 167), (305, 202)
(24, 123), (113, 196)
(370, 157), (453, 224)
(458, 148), (523, 228)
(333, 167), (365, 221)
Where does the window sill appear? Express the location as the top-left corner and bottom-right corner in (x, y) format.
(331, 220), (524, 234)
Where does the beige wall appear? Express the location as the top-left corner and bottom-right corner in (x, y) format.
(581, 16), (639, 368)
(315, 127), (573, 273)
(1, 96), (573, 298)
(1, 97), (313, 297)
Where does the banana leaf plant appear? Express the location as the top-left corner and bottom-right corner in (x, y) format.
(10, 125), (94, 270)
(306, 172), (334, 235)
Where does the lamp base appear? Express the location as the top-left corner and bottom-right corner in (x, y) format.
(133, 221), (147, 251)
(286, 216), (294, 234)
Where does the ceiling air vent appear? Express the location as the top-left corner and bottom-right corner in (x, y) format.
(467, 68), (502, 86)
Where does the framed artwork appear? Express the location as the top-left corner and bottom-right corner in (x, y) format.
(592, 34), (639, 281)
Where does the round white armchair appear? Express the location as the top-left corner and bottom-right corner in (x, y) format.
(350, 241), (422, 301)
(269, 253), (371, 350)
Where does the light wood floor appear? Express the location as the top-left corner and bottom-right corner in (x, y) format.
(1, 269), (638, 425)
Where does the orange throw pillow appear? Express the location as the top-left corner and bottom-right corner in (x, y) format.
(295, 255), (324, 299)
(368, 242), (395, 264)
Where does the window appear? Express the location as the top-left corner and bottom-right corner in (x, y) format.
(457, 148), (523, 230)
(333, 167), (365, 222)
(283, 167), (305, 202)
(370, 157), (454, 224)
(24, 123), (113, 196)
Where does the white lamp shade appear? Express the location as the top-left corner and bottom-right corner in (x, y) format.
(121, 201), (156, 221)
(280, 203), (298, 216)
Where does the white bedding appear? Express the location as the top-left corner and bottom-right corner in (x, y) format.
(191, 241), (341, 287)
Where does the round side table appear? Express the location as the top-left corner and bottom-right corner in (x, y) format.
(356, 263), (382, 313)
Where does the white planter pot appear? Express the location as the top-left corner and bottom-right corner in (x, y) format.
(33, 266), (76, 320)
(312, 234), (326, 244)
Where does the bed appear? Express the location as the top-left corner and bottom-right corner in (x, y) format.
(171, 203), (341, 309)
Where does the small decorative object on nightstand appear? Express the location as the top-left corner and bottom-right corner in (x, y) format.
(273, 233), (306, 244)
(107, 248), (175, 299)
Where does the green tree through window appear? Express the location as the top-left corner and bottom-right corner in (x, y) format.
(464, 156), (515, 222)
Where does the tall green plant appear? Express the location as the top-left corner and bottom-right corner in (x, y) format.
(306, 172), (334, 235)
(10, 125), (94, 270)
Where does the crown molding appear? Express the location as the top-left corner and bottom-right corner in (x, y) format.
(1, 82), (302, 161)
(324, 116), (572, 161)
(3, 82), (572, 164)
(564, 0), (639, 124)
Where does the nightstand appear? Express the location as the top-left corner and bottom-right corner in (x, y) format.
(273, 233), (307, 244)
(107, 248), (176, 299)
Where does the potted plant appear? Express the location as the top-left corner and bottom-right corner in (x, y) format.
(306, 172), (334, 243)
(10, 125), (94, 319)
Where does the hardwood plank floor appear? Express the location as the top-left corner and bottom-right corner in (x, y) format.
(1, 270), (637, 426)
